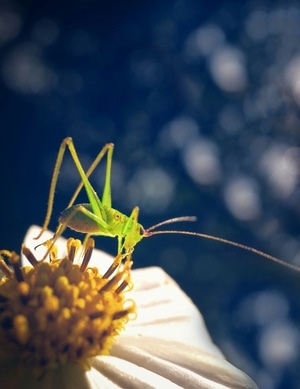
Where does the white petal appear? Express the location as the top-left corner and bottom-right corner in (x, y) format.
(126, 266), (222, 355)
(109, 335), (257, 388)
(90, 356), (183, 388)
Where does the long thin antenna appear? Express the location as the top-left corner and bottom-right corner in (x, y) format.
(146, 216), (197, 232)
(144, 229), (300, 273)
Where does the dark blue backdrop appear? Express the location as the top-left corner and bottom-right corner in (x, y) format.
(1, 1), (300, 388)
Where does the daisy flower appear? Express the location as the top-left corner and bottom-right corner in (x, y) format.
(0, 225), (258, 388)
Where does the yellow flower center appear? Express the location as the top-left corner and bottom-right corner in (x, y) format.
(0, 238), (135, 376)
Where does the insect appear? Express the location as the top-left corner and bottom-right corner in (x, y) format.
(36, 137), (300, 272)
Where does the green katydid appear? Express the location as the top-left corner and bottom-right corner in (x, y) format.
(35, 137), (300, 272)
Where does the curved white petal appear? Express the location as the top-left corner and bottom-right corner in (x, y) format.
(125, 266), (222, 355)
(21, 226), (258, 389)
(109, 336), (256, 388)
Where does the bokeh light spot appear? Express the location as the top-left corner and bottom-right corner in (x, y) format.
(259, 321), (299, 366)
(183, 139), (221, 185)
(184, 23), (225, 58)
(0, 10), (22, 45)
(209, 46), (247, 92)
(127, 168), (175, 213)
(245, 10), (268, 41)
(285, 55), (300, 105)
(259, 145), (299, 199)
(160, 116), (199, 150)
(2, 44), (57, 93)
(223, 176), (261, 221)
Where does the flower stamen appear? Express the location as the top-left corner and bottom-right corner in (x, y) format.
(21, 246), (39, 268)
(80, 238), (94, 272)
(0, 237), (135, 377)
(8, 252), (24, 282)
(0, 258), (14, 278)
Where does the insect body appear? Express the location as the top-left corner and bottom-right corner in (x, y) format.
(59, 203), (144, 254)
(36, 138), (147, 255)
(36, 137), (300, 272)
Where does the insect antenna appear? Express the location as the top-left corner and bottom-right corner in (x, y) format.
(145, 216), (197, 232)
(144, 228), (300, 273)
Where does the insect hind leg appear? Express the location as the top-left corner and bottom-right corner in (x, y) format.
(35, 138), (114, 242)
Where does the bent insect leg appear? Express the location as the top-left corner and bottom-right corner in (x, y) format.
(35, 138), (114, 241)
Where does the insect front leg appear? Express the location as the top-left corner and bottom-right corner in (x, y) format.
(120, 206), (144, 254)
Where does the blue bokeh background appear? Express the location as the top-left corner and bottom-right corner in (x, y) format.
(1, 1), (300, 388)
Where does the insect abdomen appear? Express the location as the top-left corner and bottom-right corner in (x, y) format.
(59, 203), (103, 234)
